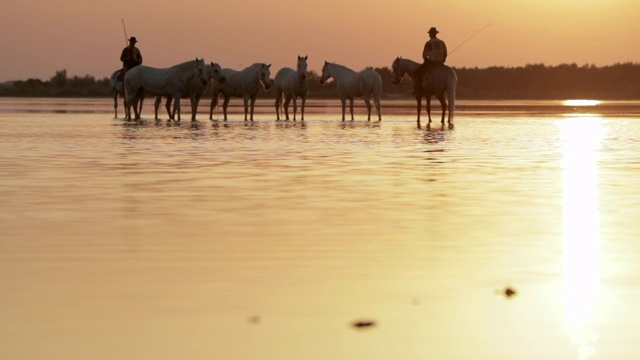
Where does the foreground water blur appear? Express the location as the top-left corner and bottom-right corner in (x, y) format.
(1, 98), (640, 359)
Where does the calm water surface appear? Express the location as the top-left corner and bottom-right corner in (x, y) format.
(1, 98), (640, 359)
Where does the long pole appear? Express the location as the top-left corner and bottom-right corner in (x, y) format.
(121, 19), (128, 46)
(448, 23), (493, 56)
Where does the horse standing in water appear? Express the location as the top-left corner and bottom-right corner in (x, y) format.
(124, 58), (208, 121)
(319, 61), (382, 121)
(209, 63), (271, 121)
(109, 69), (142, 118)
(391, 56), (457, 129)
(274, 55), (308, 121)
(153, 62), (225, 121)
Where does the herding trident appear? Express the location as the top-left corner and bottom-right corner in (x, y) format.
(121, 19), (129, 46)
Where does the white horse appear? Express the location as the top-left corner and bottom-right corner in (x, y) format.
(209, 63), (271, 121)
(109, 69), (142, 118)
(391, 56), (457, 129)
(319, 61), (382, 121)
(153, 62), (226, 121)
(274, 55), (308, 121)
(124, 58), (208, 121)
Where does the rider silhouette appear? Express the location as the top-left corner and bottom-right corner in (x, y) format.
(413, 27), (447, 94)
(118, 37), (143, 81)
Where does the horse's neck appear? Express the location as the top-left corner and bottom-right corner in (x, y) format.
(244, 64), (263, 83)
(173, 60), (198, 82)
(403, 59), (421, 78)
(328, 64), (355, 82)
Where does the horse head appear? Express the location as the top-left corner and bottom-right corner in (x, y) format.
(209, 62), (226, 84)
(319, 61), (332, 84)
(391, 57), (403, 85)
(297, 55), (308, 81)
(194, 58), (209, 86)
(259, 63), (271, 90)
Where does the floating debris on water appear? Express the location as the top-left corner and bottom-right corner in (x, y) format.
(352, 320), (376, 329)
(504, 287), (517, 298)
(494, 286), (517, 299)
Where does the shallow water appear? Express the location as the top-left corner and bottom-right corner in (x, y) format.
(1, 98), (640, 359)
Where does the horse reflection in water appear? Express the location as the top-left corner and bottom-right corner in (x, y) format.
(319, 61), (382, 122)
(274, 55), (309, 121)
(153, 62), (226, 121)
(124, 58), (209, 121)
(391, 56), (456, 129)
(209, 63), (272, 121)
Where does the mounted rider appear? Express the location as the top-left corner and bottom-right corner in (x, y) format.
(413, 27), (448, 94)
(118, 37), (143, 81)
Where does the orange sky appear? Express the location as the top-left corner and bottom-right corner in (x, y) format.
(1, 0), (639, 82)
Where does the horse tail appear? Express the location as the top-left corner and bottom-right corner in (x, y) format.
(109, 70), (121, 92)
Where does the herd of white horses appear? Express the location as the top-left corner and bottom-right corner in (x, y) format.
(109, 56), (457, 129)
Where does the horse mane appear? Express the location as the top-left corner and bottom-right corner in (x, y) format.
(170, 58), (202, 70)
(244, 63), (267, 72)
(326, 62), (356, 74)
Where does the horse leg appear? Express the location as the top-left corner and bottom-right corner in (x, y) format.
(415, 96), (422, 129)
(132, 97), (140, 120)
(349, 97), (355, 121)
(173, 93), (181, 121)
(275, 92), (282, 120)
(300, 95), (306, 121)
(284, 96), (292, 120)
(439, 94), (447, 127)
(250, 96), (257, 122)
(191, 93), (200, 121)
(426, 96), (432, 126)
(292, 97), (298, 121)
(169, 98), (177, 121)
(241, 96), (249, 121)
(222, 96), (230, 121)
(363, 95), (372, 122)
(133, 88), (143, 120)
(165, 97), (174, 120)
(154, 96), (162, 120)
(113, 92), (118, 118)
(210, 94), (219, 120)
(123, 94), (129, 121)
(138, 93), (144, 118)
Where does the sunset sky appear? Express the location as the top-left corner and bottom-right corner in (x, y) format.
(0, 0), (638, 82)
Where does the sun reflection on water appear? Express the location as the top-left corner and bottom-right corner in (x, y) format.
(563, 99), (602, 107)
(560, 116), (604, 359)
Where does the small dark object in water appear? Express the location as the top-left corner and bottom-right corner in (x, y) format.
(248, 315), (261, 324)
(352, 320), (376, 329)
(504, 287), (517, 298)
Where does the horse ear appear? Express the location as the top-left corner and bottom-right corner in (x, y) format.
(305, 55), (308, 60)
(268, 64), (271, 68)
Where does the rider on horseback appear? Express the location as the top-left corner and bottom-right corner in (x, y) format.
(118, 37), (143, 81)
(413, 27), (447, 94)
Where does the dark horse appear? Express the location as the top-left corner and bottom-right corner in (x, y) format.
(391, 57), (457, 129)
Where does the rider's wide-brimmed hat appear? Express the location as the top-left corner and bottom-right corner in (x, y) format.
(128, 37), (138, 43)
(427, 27), (439, 34)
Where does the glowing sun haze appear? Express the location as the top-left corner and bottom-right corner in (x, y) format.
(0, 0), (638, 82)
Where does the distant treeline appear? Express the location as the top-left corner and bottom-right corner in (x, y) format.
(2, 63), (639, 99)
